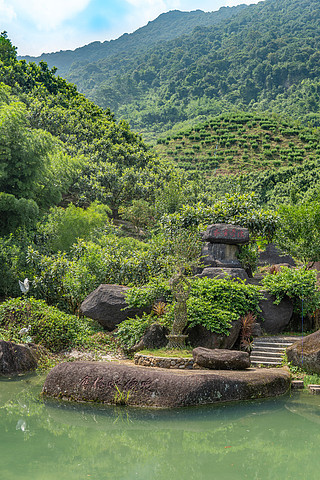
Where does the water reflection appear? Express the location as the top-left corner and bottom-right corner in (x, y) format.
(0, 375), (320, 480)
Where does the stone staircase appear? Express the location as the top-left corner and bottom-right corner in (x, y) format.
(250, 336), (301, 367)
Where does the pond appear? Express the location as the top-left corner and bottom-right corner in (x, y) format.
(1, 374), (319, 480)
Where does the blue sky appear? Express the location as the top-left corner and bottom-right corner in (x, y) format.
(0, 0), (263, 56)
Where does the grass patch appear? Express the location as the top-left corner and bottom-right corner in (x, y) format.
(304, 373), (320, 386)
(138, 348), (193, 358)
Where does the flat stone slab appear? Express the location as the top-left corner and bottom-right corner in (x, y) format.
(202, 224), (249, 245)
(42, 361), (291, 408)
(193, 347), (250, 370)
(134, 354), (193, 369)
(291, 380), (304, 389)
(308, 384), (320, 395)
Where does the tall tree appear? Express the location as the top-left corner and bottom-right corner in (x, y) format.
(0, 31), (17, 65)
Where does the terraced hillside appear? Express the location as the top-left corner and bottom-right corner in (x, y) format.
(154, 112), (320, 176)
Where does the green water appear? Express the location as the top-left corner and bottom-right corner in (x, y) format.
(0, 375), (319, 480)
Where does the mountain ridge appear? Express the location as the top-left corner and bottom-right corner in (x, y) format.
(19, 5), (247, 79)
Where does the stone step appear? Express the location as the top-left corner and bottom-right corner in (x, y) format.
(251, 356), (284, 363)
(250, 337), (297, 366)
(252, 337), (301, 344)
(250, 336), (301, 367)
(253, 346), (288, 352)
(308, 384), (320, 395)
(250, 350), (284, 359)
(252, 341), (294, 347)
(251, 360), (282, 366)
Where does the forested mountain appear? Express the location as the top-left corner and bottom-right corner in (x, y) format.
(21, 0), (320, 141)
(20, 5), (246, 80)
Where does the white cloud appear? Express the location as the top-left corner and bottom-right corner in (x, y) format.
(11, 0), (91, 30)
(0, 0), (16, 22)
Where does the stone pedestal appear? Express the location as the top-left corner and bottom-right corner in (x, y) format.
(198, 223), (249, 279)
(201, 242), (242, 268)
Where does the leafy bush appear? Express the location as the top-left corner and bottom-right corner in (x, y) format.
(127, 276), (261, 337)
(160, 193), (279, 241)
(0, 297), (101, 352)
(262, 267), (319, 314)
(119, 199), (155, 229)
(38, 201), (111, 253)
(276, 202), (320, 264)
(0, 232), (32, 297)
(115, 313), (154, 350)
(185, 277), (261, 334)
(27, 233), (173, 313)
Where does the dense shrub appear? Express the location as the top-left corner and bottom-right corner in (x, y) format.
(262, 267), (319, 314)
(0, 297), (101, 352)
(115, 313), (155, 350)
(126, 276), (262, 342)
(27, 233), (174, 313)
(37, 202), (111, 253)
(160, 193), (278, 241)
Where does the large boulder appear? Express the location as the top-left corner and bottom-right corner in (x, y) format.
(130, 323), (169, 352)
(193, 347), (250, 370)
(187, 318), (242, 350)
(258, 292), (293, 334)
(202, 224), (249, 245)
(258, 243), (296, 267)
(0, 340), (38, 376)
(196, 267), (248, 281)
(286, 330), (320, 374)
(80, 284), (148, 330)
(42, 361), (290, 407)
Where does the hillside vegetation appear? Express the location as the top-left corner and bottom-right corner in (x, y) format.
(27, 0), (320, 141)
(155, 112), (320, 176)
(2, 30), (320, 353)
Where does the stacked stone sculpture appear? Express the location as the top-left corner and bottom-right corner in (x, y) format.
(197, 223), (249, 280)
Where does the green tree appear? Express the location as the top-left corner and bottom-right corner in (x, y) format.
(0, 31), (17, 65)
(0, 100), (53, 198)
(276, 201), (320, 265)
(38, 202), (111, 253)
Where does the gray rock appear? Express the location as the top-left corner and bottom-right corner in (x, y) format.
(80, 284), (148, 331)
(286, 330), (320, 374)
(202, 224), (249, 245)
(130, 323), (169, 352)
(187, 318), (242, 350)
(258, 243), (296, 267)
(196, 267), (248, 281)
(0, 340), (38, 376)
(258, 292), (293, 334)
(251, 322), (263, 337)
(193, 347), (250, 370)
(42, 361), (290, 407)
(201, 242), (242, 268)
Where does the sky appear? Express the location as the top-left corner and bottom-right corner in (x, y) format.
(0, 0), (263, 57)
